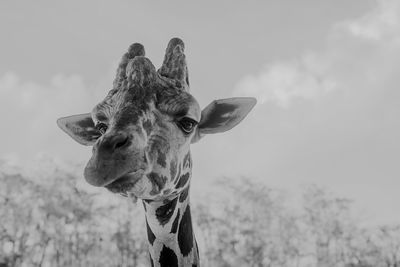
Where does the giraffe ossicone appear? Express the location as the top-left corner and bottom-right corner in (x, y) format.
(57, 38), (256, 267)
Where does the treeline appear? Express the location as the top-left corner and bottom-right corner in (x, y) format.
(196, 179), (400, 267)
(0, 167), (399, 267)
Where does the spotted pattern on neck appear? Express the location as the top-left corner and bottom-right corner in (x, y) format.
(144, 181), (199, 267)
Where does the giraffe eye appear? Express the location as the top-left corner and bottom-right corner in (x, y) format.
(178, 118), (197, 134)
(96, 123), (108, 134)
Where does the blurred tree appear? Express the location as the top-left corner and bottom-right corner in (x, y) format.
(196, 178), (305, 267)
(373, 225), (400, 266)
(302, 185), (356, 266)
(0, 166), (149, 267)
(1, 164), (400, 267)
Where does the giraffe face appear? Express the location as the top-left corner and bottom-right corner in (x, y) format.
(57, 38), (256, 202)
(83, 84), (200, 201)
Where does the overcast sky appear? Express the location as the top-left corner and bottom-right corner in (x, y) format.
(1, 0), (399, 224)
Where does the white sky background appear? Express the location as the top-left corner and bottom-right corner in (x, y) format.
(0, 0), (399, 225)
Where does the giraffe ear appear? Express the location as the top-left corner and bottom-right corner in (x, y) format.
(192, 97), (256, 142)
(57, 113), (100, 146)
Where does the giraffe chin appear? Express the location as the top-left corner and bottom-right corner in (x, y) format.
(105, 171), (143, 197)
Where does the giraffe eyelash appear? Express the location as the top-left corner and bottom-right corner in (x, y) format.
(177, 117), (197, 134)
(95, 123), (108, 134)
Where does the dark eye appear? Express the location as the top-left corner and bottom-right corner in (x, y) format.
(178, 118), (197, 134)
(96, 123), (108, 135)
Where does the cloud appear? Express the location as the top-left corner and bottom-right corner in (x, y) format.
(234, 55), (336, 108)
(234, 0), (400, 108)
(0, 72), (101, 113)
(221, 0), (400, 224)
(0, 72), (106, 159)
(342, 0), (400, 42)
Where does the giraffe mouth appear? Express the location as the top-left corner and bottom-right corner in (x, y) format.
(105, 170), (143, 196)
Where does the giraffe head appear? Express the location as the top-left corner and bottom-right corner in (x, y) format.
(57, 38), (256, 201)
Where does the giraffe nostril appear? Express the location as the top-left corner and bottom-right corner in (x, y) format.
(98, 133), (131, 153)
(114, 135), (129, 149)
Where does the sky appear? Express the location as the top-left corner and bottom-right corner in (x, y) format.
(0, 0), (399, 224)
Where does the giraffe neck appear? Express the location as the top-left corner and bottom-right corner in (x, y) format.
(143, 186), (199, 267)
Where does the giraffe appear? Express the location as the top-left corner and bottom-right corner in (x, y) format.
(57, 38), (256, 267)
